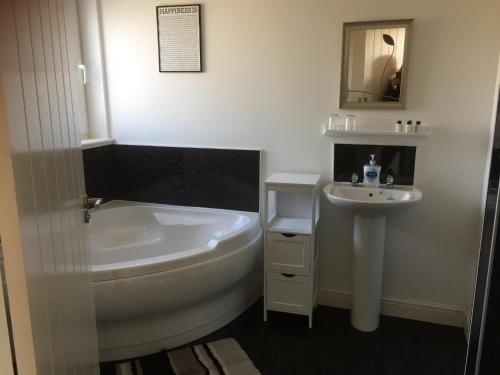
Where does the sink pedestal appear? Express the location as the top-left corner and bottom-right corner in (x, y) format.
(323, 182), (423, 332)
(351, 214), (386, 332)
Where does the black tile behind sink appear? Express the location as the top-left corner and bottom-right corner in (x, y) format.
(334, 144), (416, 186)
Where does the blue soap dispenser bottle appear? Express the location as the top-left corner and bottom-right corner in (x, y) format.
(363, 154), (381, 187)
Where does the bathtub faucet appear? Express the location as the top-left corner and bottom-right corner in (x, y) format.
(83, 195), (103, 223)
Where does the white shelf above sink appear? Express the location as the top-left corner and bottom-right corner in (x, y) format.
(323, 127), (429, 139)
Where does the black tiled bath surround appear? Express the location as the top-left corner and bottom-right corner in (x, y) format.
(334, 144), (417, 186)
(83, 145), (260, 212)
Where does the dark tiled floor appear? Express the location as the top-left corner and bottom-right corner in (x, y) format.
(101, 300), (467, 375)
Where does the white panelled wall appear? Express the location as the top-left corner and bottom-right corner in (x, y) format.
(97, 0), (500, 325)
(0, 0), (99, 374)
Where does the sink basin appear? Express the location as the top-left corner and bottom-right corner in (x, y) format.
(323, 182), (423, 332)
(323, 183), (422, 214)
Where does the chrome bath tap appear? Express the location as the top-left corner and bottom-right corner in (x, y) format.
(386, 174), (394, 188)
(351, 172), (359, 186)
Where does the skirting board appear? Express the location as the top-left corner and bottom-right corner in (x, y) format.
(317, 289), (466, 328)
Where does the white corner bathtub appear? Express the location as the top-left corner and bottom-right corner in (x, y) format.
(90, 201), (263, 361)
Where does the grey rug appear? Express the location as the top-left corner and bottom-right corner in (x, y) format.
(109, 338), (260, 375)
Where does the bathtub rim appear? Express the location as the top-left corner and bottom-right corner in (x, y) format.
(90, 200), (262, 282)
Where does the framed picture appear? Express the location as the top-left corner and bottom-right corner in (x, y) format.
(156, 4), (202, 72)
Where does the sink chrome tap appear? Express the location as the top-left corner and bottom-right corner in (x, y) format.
(386, 174), (394, 188)
(351, 172), (359, 186)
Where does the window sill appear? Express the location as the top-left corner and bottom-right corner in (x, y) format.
(81, 138), (114, 150)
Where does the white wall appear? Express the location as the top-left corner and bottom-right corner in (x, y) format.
(99, 0), (500, 311)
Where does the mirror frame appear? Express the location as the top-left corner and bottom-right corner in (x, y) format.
(339, 19), (413, 110)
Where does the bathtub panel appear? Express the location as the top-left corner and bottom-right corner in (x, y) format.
(94, 237), (260, 321)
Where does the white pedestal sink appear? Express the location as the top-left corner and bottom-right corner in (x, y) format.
(323, 183), (423, 332)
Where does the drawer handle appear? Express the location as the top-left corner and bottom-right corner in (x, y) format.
(281, 273), (295, 278)
(281, 233), (297, 238)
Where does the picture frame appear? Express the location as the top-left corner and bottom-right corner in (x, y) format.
(156, 4), (202, 72)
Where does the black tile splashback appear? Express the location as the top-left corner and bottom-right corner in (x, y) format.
(83, 145), (260, 212)
(334, 144), (416, 185)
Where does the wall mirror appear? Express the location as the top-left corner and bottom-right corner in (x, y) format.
(340, 19), (413, 109)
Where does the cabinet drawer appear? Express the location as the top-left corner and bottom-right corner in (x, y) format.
(266, 232), (311, 275)
(266, 272), (311, 315)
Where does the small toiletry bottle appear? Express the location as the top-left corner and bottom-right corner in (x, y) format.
(363, 154), (381, 187)
(395, 120), (403, 132)
(404, 120), (413, 133)
(414, 120), (421, 133)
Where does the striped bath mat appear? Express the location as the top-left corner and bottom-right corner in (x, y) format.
(112, 338), (260, 375)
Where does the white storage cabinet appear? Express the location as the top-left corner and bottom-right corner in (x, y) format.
(263, 173), (321, 328)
